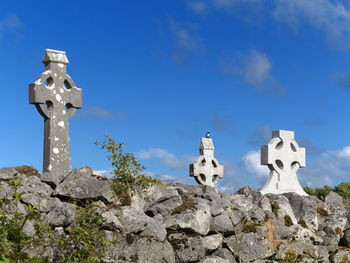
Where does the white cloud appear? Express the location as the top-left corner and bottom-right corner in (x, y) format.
(241, 150), (269, 179)
(188, 1), (208, 14)
(0, 13), (21, 36)
(93, 169), (113, 177)
(137, 148), (196, 170)
(222, 49), (286, 97)
(76, 106), (127, 121)
(272, 0), (350, 48)
(168, 16), (206, 63)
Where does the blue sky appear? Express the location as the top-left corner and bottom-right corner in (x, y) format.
(1, 0), (350, 192)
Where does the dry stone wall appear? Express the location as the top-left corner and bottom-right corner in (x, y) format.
(0, 166), (349, 263)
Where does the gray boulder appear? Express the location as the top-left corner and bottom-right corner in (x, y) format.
(55, 166), (114, 203)
(330, 249), (350, 263)
(144, 185), (182, 217)
(226, 232), (274, 262)
(201, 234), (223, 251)
(283, 192), (323, 231)
(210, 211), (234, 234)
(168, 233), (206, 262)
(117, 206), (150, 233)
(164, 202), (211, 235)
(340, 229), (350, 247)
(18, 176), (53, 206)
(42, 199), (76, 227)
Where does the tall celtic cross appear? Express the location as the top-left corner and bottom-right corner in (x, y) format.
(260, 130), (308, 196)
(29, 49), (82, 186)
(189, 133), (224, 187)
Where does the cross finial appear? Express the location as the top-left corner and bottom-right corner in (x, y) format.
(29, 49), (82, 187)
(189, 134), (224, 187)
(260, 130), (308, 196)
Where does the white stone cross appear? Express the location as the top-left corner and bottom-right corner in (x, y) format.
(260, 130), (308, 196)
(189, 133), (224, 187)
(29, 49), (82, 186)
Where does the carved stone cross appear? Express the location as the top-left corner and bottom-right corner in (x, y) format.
(260, 130), (308, 196)
(29, 49), (82, 186)
(190, 133), (224, 187)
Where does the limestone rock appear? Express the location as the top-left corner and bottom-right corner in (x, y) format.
(200, 256), (231, 263)
(168, 233), (206, 262)
(212, 248), (234, 261)
(18, 176), (53, 206)
(102, 210), (124, 231)
(144, 185), (182, 217)
(117, 206), (150, 233)
(330, 249), (350, 263)
(0, 167), (24, 181)
(283, 192), (324, 231)
(210, 211), (234, 234)
(340, 229), (350, 247)
(164, 202), (211, 235)
(140, 217), (167, 241)
(202, 234), (223, 251)
(226, 232), (274, 262)
(43, 199), (76, 227)
(55, 166), (114, 203)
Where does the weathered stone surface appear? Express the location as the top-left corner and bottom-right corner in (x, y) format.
(283, 192), (324, 231)
(18, 176), (53, 206)
(102, 210), (124, 232)
(212, 248), (234, 261)
(22, 220), (35, 236)
(140, 217), (167, 241)
(164, 202), (211, 235)
(117, 206), (150, 233)
(0, 167), (24, 181)
(202, 234), (223, 251)
(330, 249), (350, 263)
(189, 135), (224, 187)
(210, 211), (234, 233)
(0, 181), (14, 200)
(226, 232), (274, 262)
(144, 185), (182, 217)
(268, 194), (298, 225)
(108, 234), (164, 262)
(29, 49), (82, 186)
(200, 256), (231, 263)
(210, 197), (231, 216)
(260, 130), (308, 196)
(163, 240), (176, 263)
(55, 166), (114, 203)
(325, 191), (345, 211)
(168, 233), (206, 262)
(43, 200), (76, 227)
(340, 229), (350, 247)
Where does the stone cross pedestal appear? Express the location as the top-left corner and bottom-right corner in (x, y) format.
(29, 49), (82, 186)
(260, 130), (308, 196)
(189, 133), (224, 187)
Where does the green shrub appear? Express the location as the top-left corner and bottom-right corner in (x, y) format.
(0, 179), (51, 262)
(55, 201), (109, 263)
(303, 183), (350, 202)
(95, 134), (161, 205)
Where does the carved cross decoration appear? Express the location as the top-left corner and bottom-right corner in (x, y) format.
(190, 133), (224, 187)
(260, 130), (308, 196)
(29, 49), (82, 186)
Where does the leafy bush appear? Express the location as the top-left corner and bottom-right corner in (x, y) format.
(95, 134), (161, 205)
(303, 182), (350, 201)
(0, 179), (50, 262)
(55, 201), (109, 263)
